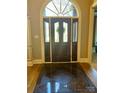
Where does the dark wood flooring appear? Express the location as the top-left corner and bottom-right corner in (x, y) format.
(33, 63), (97, 93)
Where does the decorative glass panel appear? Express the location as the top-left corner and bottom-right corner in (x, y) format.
(63, 2), (73, 14)
(73, 22), (78, 42)
(54, 22), (59, 42)
(52, 0), (60, 13)
(43, 0), (77, 16)
(61, 0), (69, 13)
(44, 22), (49, 42)
(63, 22), (68, 42)
(44, 8), (57, 16)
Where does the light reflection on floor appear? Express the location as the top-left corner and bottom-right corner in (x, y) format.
(55, 82), (60, 92)
(47, 82), (51, 93)
(47, 82), (60, 93)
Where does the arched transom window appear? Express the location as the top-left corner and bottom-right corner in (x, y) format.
(43, 0), (78, 16)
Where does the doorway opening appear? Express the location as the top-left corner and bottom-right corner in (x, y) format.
(92, 7), (97, 65)
(43, 0), (79, 62)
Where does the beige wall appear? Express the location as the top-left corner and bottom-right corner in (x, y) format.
(27, 0), (94, 60)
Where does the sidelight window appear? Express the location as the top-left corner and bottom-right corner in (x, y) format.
(72, 22), (78, 42)
(44, 22), (50, 42)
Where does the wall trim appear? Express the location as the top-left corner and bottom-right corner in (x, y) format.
(78, 58), (89, 63)
(28, 60), (89, 65)
(27, 60), (33, 66)
(88, 2), (97, 63)
(92, 1), (97, 8)
(27, 18), (33, 66)
(33, 59), (44, 64)
(27, 58), (89, 66)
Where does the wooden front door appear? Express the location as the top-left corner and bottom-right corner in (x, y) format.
(44, 18), (78, 62)
(51, 18), (71, 62)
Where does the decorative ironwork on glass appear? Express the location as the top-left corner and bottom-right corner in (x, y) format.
(44, 0), (77, 16)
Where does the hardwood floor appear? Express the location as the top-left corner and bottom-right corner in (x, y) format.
(27, 63), (97, 93)
(27, 65), (42, 93)
(80, 63), (97, 87)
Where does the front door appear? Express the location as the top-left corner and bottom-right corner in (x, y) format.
(44, 17), (78, 62)
(51, 18), (71, 62)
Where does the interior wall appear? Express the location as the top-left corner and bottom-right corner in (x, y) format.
(27, 0), (94, 60)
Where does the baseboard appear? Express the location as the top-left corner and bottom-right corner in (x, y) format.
(28, 58), (89, 65)
(78, 58), (89, 63)
(33, 59), (44, 64)
(27, 60), (33, 66)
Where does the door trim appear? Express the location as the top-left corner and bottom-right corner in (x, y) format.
(40, 0), (84, 63)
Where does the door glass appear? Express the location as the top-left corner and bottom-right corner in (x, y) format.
(54, 22), (59, 42)
(45, 2), (58, 16)
(63, 22), (68, 42)
(44, 22), (50, 42)
(44, 0), (77, 16)
(72, 22), (78, 42)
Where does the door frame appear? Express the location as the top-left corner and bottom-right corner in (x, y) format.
(40, 0), (83, 63)
(88, 1), (97, 63)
